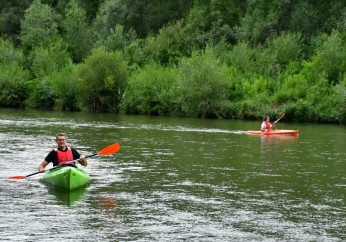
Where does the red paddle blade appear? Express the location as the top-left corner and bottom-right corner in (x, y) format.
(9, 176), (26, 179)
(97, 142), (120, 155)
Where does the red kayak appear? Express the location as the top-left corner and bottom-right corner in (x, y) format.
(247, 130), (299, 136)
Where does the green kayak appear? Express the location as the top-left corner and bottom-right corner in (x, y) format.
(42, 165), (90, 191)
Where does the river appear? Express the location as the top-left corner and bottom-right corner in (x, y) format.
(0, 108), (345, 241)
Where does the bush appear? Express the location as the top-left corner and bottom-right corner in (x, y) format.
(121, 64), (177, 115)
(26, 78), (55, 109)
(28, 38), (72, 78)
(226, 42), (256, 74)
(309, 30), (346, 83)
(0, 38), (24, 63)
(285, 100), (318, 122)
(266, 32), (302, 66)
(174, 48), (230, 118)
(0, 62), (30, 107)
(220, 99), (270, 120)
(273, 72), (309, 104)
(50, 65), (79, 111)
(142, 21), (190, 66)
(333, 76), (346, 123)
(75, 48), (128, 112)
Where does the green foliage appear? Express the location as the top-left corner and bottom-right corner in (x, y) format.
(278, 73), (340, 122)
(184, 0), (241, 45)
(28, 38), (72, 78)
(0, 0), (31, 41)
(174, 48), (230, 118)
(288, 2), (319, 37)
(333, 75), (346, 123)
(62, 0), (94, 63)
(273, 73), (308, 104)
(92, 0), (125, 40)
(306, 78), (336, 122)
(336, 8), (346, 32)
(309, 30), (346, 83)
(76, 48), (128, 112)
(253, 46), (281, 77)
(20, 0), (59, 52)
(0, 38), (29, 107)
(143, 21), (191, 66)
(220, 99), (270, 120)
(121, 64), (177, 115)
(122, 39), (147, 70)
(102, 25), (137, 53)
(266, 32), (302, 66)
(226, 35), (302, 78)
(26, 78), (55, 109)
(50, 64), (79, 111)
(0, 62), (30, 107)
(227, 42), (255, 74)
(102, 25), (126, 51)
(0, 38), (24, 63)
(285, 99), (318, 122)
(0, 0), (346, 123)
(234, 0), (283, 44)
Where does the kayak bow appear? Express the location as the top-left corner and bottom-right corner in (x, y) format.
(42, 165), (90, 190)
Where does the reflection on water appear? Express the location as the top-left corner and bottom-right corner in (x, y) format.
(47, 186), (87, 206)
(259, 134), (299, 150)
(97, 195), (118, 213)
(260, 134), (299, 142)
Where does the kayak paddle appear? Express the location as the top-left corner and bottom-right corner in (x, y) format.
(9, 142), (121, 179)
(272, 113), (285, 126)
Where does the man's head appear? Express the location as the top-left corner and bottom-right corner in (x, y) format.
(55, 133), (67, 149)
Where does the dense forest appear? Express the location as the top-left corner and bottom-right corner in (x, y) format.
(0, 0), (345, 123)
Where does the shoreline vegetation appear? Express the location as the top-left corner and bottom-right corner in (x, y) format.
(0, 0), (345, 123)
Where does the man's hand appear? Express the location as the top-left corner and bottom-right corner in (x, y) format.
(79, 155), (88, 166)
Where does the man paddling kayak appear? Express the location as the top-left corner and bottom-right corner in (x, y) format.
(38, 133), (87, 172)
(260, 113), (285, 134)
(261, 117), (272, 131)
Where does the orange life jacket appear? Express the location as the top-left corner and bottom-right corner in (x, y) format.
(54, 147), (74, 165)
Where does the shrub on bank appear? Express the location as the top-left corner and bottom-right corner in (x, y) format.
(121, 64), (177, 115)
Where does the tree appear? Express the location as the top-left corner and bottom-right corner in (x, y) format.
(20, 0), (59, 52)
(62, 0), (94, 62)
(0, 0), (31, 42)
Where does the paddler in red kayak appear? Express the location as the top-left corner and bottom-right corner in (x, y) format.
(38, 133), (87, 172)
(261, 117), (272, 131)
(260, 113), (285, 133)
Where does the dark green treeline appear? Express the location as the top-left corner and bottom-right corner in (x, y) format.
(0, 0), (345, 123)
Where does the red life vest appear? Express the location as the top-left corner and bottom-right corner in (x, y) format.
(265, 122), (272, 130)
(54, 147), (74, 165)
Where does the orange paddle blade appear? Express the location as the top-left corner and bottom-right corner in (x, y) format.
(97, 142), (120, 155)
(9, 175), (26, 179)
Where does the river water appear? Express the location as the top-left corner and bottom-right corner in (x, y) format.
(0, 108), (345, 241)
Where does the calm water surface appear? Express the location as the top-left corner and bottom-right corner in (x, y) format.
(0, 108), (345, 241)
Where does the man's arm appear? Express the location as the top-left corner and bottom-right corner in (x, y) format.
(38, 160), (49, 172)
(72, 148), (87, 166)
(260, 122), (267, 131)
